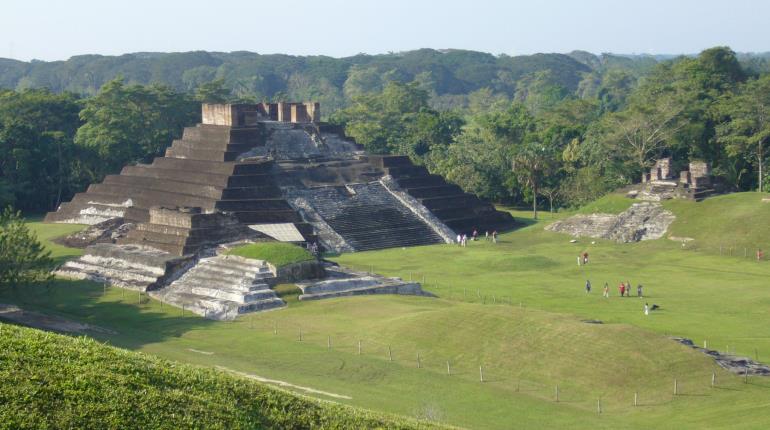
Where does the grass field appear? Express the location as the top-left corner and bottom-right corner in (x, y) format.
(227, 242), (314, 267)
(4, 193), (770, 429)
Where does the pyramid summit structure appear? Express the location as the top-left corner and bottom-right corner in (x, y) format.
(46, 102), (517, 254)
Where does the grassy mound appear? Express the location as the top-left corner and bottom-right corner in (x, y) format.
(0, 322), (435, 430)
(573, 193), (635, 214)
(227, 242), (313, 267)
(663, 192), (770, 251)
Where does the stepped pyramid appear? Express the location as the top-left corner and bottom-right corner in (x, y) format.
(47, 102), (516, 254)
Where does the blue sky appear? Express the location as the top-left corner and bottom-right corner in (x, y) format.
(3, 0), (768, 61)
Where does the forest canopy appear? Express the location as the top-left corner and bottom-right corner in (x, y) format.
(2, 47), (770, 213)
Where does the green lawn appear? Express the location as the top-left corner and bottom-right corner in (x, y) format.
(226, 242), (314, 267)
(4, 194), (770, 429)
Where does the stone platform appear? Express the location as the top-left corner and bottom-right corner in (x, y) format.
(296, 265), (430, 301)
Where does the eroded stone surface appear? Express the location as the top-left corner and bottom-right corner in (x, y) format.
(673, 337), (770, 376)
(546, 202), (675, 243)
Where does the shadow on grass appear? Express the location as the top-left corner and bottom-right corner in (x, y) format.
(0, 278), (214, 350)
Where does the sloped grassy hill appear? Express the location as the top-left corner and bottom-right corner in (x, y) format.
(0, 322), (437, 430)
(572, 191), (770, 251)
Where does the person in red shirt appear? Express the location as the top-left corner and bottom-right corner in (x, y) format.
(619, 283), (626, 297)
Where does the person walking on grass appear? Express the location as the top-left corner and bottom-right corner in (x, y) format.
(626, 281), (631, 297)
(585, 280), (591, 294)
(583, 252), (589, 265)
(619, 282), (626, 297)
(637, 284), (643, 298)
(603, 283), (609, 298)
(644, 302), (650, 315)
(492, 230), (498, 243)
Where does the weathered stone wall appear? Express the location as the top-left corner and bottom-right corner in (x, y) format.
(689, 161), (711, 178)
(653, 157), (672, 180)
(271, 260), (326, 283)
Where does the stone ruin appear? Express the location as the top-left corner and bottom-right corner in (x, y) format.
(46, 102), (517, 319)
(633, 158), (723, 201)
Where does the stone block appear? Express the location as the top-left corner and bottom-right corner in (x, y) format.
(689, 161), (711, 178)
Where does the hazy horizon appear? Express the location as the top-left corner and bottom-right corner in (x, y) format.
(3, 0), (770, 62)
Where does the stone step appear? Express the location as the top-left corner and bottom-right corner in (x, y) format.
(397, 175), (447, 188)
(165, 146), (239, 162)
(215, 198), (294, 212)
(189, 285), (276, 303)
(178, 271), (273, 287)
(169, 138), (255, 154)
(102, 174), (224, 199)
(58, 260), (159, 284)
(197, 259), (271, 276)
(404, 184), (463, 198)
(121, 165), (233, 187)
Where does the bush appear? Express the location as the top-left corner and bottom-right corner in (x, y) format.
(0, 323), (437, 429)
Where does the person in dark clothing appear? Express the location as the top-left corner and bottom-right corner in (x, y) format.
(585, 280), (591, 294)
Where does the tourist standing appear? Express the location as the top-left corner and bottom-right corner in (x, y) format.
(626, 281), (631, 297)
(456, 234), (462, 246)
(492, 230), (498, 243)
(485, 230), (489, 241)
(619, 283), (626, 297)
(472, 229), (478, 241)
(583, 252), (589, 265)
(603, 283), (609, 298)
(644, 302), (649, 315)
(585, 280), (591, 294)
(637, 284), (643, 297)
(577, 256), (582, 266)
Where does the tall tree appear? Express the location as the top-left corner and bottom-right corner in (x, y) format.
(0, 208), (53, 290)
(75, 78), (199, 177)
(717, 75), (770, 191)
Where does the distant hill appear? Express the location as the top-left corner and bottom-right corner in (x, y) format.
(0, 49), (637, 113)
(2, 49), (768, 113)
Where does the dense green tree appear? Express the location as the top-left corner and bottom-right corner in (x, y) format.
(333, 81), (463, 157)
(0, 89), (83, 212)
(716, 75), (770, 191)
(194, 78), (232, 103)
(75, 78), (199, 177)
(0, 208), (53, 290)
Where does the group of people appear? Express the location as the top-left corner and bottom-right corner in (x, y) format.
(456, 229), (498, 246)
(584, 280), (643, 298)
(584, 279), (655, 315)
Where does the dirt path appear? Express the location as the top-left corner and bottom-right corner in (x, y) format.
(215, 365), (352, 400)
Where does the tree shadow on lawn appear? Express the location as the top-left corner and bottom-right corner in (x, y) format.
(0, 278), (214, 350)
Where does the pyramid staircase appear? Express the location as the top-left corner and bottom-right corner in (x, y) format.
(150, 255), (285, 320)
(368, 155), (517, 234)
(300, 183), (444, 251)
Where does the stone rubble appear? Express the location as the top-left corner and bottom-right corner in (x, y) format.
(546, 202), (676, 243)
